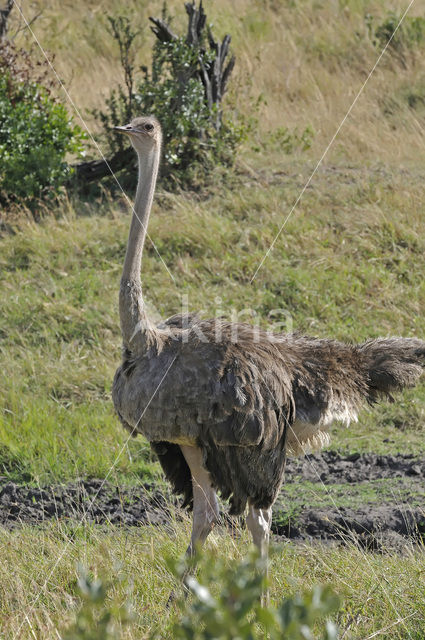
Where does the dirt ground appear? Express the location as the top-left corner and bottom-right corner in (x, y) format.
(274, 452), (425, 550)
(1, 452), (424, 550)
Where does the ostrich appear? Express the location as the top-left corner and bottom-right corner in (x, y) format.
(112, 115), (425, 563)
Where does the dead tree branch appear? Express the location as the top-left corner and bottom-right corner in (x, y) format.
(73, 1), (236, 183)
(0, 0), (14, 41)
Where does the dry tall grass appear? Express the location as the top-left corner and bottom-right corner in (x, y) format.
(1, 515), (425, 639)
(8, 0), (425, 166)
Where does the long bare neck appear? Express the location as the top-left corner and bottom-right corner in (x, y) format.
(119, 144), (161, 354)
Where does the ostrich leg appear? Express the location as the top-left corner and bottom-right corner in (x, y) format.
(167, 444), (219, 606)
(180, 444), (219, 555)
(246, 501), (272, 605)
(246, 503), (272, 558)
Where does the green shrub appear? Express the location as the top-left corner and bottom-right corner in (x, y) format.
(62, 552), (340, 639)
(94, 5), (247, 189)
(372, 12), (425, 55)
(165, 549), (340, 640)
(61, 567), (132, 640)
(135, 38), (244, 182)
(0, 43), (85, 207)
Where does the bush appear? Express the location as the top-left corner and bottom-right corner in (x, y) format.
(371, 12), (425, 56)
(61, 567), (132, 640)
(253, 124), (314, 155)
(165, 549), (340, 640)
(135, 37), (243, 182)
(0, 42), (85, 207)
(61, 552), (340, 639)
(94, 4), (247, 189)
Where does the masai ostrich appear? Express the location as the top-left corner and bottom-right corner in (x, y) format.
(112, 116), (425, 562)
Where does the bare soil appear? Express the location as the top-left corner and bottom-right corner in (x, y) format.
(275, 452), (425, 550)
(1, 452), (424, 549)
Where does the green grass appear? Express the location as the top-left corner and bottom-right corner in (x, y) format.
(280, 477), (425, 512)
(1, 163), (424, 485)
(1, 518), (424, 639)
(2, 2), (425, 636)
(1, 168), (424, 640)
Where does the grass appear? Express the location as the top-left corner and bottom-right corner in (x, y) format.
(280, 477), (425, 512)
(2, 0), (425, 637)
(1, 517), (424, 639)
(7, 0), (425, 166)
(1, 165), (424, 486)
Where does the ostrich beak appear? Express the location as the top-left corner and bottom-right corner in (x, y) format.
(114, 125), (133, 134)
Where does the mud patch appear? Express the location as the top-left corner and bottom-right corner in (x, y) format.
(0, 479), (170, 529)
(272, 504), (425, 551)
(275, 452), (425, 549)
(284, 451), (425, 484)
(1, 452), (424, 549)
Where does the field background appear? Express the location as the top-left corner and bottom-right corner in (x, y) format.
(1, 0), (425, 637)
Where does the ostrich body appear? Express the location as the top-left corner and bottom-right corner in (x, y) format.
(112, 116), (425, 560)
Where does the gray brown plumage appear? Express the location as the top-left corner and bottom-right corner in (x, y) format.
(112, 115), (424, 560)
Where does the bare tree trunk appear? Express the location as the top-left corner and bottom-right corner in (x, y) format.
(150, 1), (235, 131)
(0, 0), (14, 41)
(72, 149), (135, 183)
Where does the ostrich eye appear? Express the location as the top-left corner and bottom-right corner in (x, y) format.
(144, 123), (154, 131)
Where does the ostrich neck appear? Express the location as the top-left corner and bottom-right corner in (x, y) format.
(119, 145), (160, 354)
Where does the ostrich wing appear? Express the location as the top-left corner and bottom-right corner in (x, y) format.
(112, 320), (295, 450)
(158, 312), (200, 329)
(112, 320), (295, 515)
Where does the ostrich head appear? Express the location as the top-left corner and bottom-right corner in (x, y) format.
(114, 116), (162, 154)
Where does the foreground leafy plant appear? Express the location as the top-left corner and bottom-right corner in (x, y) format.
(61, 567), (132, 640)
(161, 549), (340, 639)
(62, 551), (339, 639)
